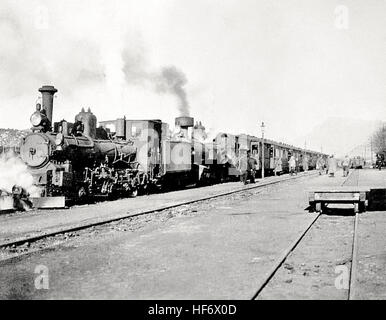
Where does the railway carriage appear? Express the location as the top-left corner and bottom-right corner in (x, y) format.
(233, 134), (326, 177)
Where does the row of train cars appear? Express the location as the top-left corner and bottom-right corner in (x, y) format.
(1, 85), (329, 209)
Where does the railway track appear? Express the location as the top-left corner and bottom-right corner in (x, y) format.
(251, 169), (361, 300)
(0, 171), (316, 252)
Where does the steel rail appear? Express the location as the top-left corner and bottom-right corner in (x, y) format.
(348, 169), (360, 300)
(251, 211), (321, 300)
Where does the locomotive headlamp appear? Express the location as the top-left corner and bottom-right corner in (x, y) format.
(30, 111), (42, 127)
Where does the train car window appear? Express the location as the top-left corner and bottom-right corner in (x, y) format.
(251, 143), (258, 155)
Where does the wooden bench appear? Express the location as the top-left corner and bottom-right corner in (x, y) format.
(308, 187), (369, 213)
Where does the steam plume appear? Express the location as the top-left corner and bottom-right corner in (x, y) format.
(156, 66), (190, 116)
(0, 1), (192, 127)
(121, 47), (190, 116)
(0, 152), (40, 197)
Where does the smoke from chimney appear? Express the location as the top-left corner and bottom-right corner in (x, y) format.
(156, 66), (190, 116)
(121, 48), (190, 117)
(0, 1), (193, 128)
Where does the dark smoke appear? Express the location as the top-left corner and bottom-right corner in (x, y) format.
(121, 47), (190, 117)
(156, 66), (190, 116)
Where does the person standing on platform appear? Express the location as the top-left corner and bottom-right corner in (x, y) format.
(376, 154), (383, 170)
(247, 150), (257, 183)
(303, 155), (309, 172)
(328, 154), (337, 177)
(237, 148), (248, 184)
(289, 155), (296, 176)
(316, 155), (325, 175)
(342, 155), (351, 177)
(274, 157), (282, 176)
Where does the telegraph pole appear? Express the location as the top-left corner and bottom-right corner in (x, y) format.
(364, 144), (367, 165)
(304, 140), (307, 158)
(261, 122), (265, 179)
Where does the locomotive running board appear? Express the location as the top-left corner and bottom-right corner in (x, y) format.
(30, 196), (66, 209)
(0, 196), (14, 212)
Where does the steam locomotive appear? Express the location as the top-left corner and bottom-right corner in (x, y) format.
(17, 85), (327, 208)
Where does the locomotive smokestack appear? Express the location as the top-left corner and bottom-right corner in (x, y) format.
(175, 116), (194, 140)
(38, 85), (58, 125)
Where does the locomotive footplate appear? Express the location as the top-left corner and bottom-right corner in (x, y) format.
(30, 196), (66, 209)
(308, 186), (370, 213)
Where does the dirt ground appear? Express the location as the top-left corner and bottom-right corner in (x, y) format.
(258, 208), (355, 300)
(1, 169), (385, 299)
(354, 211), (386, 299)
(0, 174), (327, 299)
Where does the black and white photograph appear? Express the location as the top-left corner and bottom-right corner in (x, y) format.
(0, 0), (385, 305)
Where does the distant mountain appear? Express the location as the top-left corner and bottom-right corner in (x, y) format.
(293, 117), (383, 157)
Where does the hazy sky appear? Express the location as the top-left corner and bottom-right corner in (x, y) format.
(0, 0), (385, 150)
